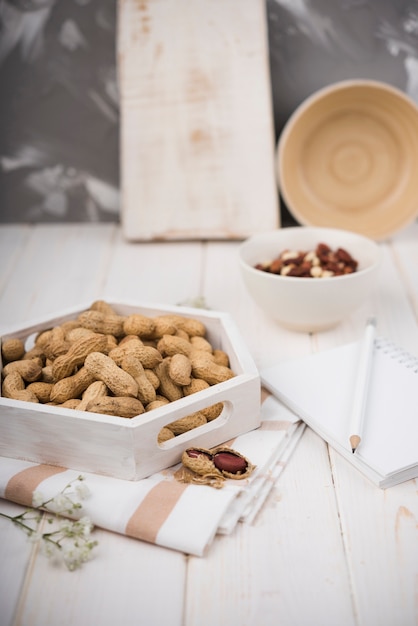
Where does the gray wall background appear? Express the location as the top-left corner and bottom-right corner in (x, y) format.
(1, 0), (418, 225)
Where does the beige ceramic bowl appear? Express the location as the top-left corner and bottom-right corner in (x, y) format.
(277, 80), (418, 240)
(238, 227), (381, 332)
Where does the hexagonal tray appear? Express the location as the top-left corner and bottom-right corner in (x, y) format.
(0, 301), (260, 480)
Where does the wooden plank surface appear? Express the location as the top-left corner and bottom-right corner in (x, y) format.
(0, 223), (417, 626)
(118, 0), (279, 240)
(185, 428), (356, 626)
(0, 501), (36, 626)
(0, 224), (116, 330)
(331, 449), (418, 626)
(12, 529), (186, 626)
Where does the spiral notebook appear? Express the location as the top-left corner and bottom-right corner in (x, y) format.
(261, 337), (418, 488)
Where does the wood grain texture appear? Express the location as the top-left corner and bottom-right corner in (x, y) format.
(0, 501), (36, 626)
(14, 527), (187, 626)
(185, 428), (356, 626)
(331, 448), (418, 626)
(118, 0), (279, 240)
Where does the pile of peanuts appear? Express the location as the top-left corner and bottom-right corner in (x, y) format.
(0, 301), (235, 444)
(254, 242), (359, 278)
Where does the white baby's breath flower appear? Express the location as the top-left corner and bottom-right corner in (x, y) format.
(178, 296), (209, 309)
(48, 494), (74, 514)
(28, 530), (43, 543)
(32, 491), (45, 508)
(62, 542), (92, 571)
(59, 518), (75, 534)
(75, 481), (91, 500)
(1, 474), (97, 571)
(41, 539), (61, 561)
(77, 516), (93, 536)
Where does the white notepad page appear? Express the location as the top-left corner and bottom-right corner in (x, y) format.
(261, 338), (418, 487)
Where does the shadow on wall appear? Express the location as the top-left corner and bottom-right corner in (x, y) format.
(0, 0), (119, 223)
(1, 0), (418, 224)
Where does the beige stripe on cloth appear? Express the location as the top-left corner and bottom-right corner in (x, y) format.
(125, 480), (189, 544)
(5, 464), (68, 506)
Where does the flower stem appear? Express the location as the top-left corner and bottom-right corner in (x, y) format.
(0, 475), (97, 570)
(0, 511), (41, 536)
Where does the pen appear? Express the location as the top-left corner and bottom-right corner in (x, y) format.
(349, 317), (377, 453)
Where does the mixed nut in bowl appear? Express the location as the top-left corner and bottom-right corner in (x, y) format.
(238, 227), (381, 332)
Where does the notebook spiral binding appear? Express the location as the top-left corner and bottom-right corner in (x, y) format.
(375, 336), (418, 373)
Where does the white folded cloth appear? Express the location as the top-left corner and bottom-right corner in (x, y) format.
(0, 392), (304, 556)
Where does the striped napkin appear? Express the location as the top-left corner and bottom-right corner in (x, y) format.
(0, 392), (304, 556)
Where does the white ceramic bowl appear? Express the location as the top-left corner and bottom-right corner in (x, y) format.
(238, 227), (381, 332)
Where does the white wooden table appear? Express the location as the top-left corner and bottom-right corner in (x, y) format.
(0, 223), (417, 626)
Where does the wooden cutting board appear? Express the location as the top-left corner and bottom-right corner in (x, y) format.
(118, 0), (279, 240)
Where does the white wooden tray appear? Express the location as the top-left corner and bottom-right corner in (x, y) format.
(0, 302), (260, 480)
